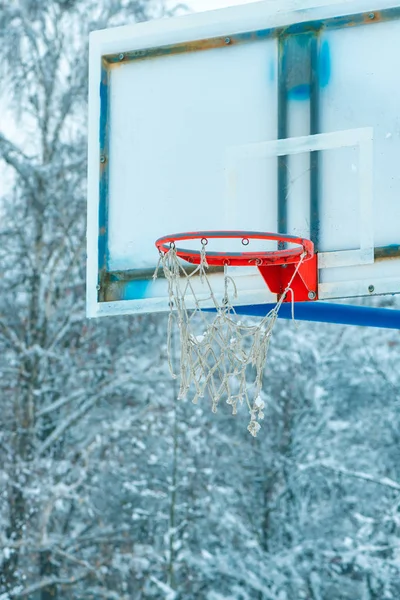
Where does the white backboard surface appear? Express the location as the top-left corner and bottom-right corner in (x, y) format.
(87, 0), (400, 317)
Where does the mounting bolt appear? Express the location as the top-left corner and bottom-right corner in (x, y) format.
(225, 37), (231, 44)
(368, 12), (375, 19)
(368, 284), (375, 293)
(119, 52), (125, 61)
(308, 291), (317, 300)
(100, 155), (106, 163)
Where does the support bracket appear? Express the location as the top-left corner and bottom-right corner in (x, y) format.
(257, 253), (318, 302)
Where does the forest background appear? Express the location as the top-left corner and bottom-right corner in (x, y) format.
(1, 1), (400, 599)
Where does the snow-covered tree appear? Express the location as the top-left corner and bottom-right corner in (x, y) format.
(0, 1), (181, 598)
(1, 1), (400, 599)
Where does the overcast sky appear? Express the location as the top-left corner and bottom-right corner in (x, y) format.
(189, 0), (259, 10)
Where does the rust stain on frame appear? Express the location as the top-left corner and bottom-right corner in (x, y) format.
(103, 6), (400, 71)
(105, 28), (279, 68)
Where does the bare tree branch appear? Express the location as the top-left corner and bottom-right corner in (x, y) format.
(302, 461), (400, 492)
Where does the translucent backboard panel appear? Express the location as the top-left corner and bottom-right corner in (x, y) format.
(87, 0), (400, 317)
(107, 40), (277, 272)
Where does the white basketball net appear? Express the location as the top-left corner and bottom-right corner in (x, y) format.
(154, 242), (305, 437)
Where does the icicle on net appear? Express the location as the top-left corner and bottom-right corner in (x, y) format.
(154, 242), (305, 437)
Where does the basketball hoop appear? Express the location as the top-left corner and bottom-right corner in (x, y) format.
(154, 231), (317, 437)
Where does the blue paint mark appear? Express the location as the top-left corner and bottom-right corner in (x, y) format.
(298, 33), (314, 48)
(288, 83), (310, 101)
(269, 58), (275, 82)
(286, 22), (319, 35)
(286, 33), (313, 102)
(287, 39), (331, 100)
(98, 63), (110, 275)
(123, 280), (152, 301)
(99, 76), (108, 148)
(319, 41), (331, 87)
(252, 28), (274, 40)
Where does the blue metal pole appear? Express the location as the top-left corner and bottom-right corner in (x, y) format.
(232, 302), (400, 329)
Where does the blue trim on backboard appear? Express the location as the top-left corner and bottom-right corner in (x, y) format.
(232, 302), (400, 329)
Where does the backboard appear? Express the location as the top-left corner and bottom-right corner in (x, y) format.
(87, 0), (400, 318)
